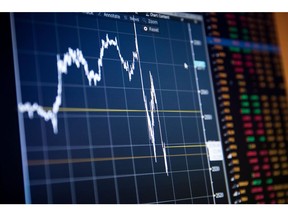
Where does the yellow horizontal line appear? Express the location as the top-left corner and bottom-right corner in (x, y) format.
(28, 153), (207, 166)
(43, 107), (201, 113)
(166, 144), (206, 149)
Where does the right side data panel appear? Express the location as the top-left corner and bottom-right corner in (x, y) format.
(204, 13), (288, 204)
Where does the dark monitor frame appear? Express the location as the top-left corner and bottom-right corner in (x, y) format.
(0, 13), (25, 204)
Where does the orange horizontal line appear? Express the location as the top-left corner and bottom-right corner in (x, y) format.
(43, 107), (201, 113)
(28, 153), (207, 166)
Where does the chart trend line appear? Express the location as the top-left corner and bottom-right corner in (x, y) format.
(18, 20), (169, 174)
(18, 34), (138, 134)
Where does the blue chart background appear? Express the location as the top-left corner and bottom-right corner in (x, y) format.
(14, 13), (215, 203)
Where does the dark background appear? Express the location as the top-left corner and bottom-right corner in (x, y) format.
(0, 13), (25, 204)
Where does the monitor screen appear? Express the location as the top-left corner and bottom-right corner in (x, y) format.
(1, 12), (288, 204)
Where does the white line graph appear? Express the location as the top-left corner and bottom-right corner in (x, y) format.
(18, 19), (169, 175)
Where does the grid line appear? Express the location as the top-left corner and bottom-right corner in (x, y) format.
(29, 167), (211, 186)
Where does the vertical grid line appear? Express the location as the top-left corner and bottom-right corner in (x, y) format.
(166, 21), (194, 203)
(75, 14), (99, 203)
(54, 13), (77, 204)
(95, 18), (120, 203)
(133, 18), (159, 204)
(115, 20), (140, 204)
(151, 26), (177, 204)
(31, 14), (53, 203)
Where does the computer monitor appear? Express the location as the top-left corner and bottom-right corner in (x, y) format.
(1, 12), (288, 204)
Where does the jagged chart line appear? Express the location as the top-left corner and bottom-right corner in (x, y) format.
(18, 20), (169, 175)
(132, 21), (168, 174)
